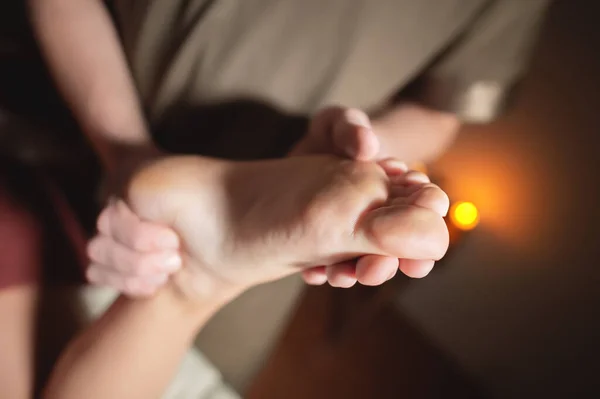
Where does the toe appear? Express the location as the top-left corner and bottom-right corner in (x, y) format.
(326, 261), (358, 288)
(301, 266), (328, 285)
(407, 185), (450, 217)
(378, 158), (409, 176)
(401, 171), (431, 185)
(399, 259), (435, 278)
(389, 182), (449, 218)
(356, 255), (399, 286)
(362, 204), (449, 261)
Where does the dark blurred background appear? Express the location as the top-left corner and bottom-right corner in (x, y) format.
(1, 0), (599, 398)
(398, 0), (600, 396)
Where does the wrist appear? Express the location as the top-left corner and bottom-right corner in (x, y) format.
(108, 142), (162, 174)
(97, 142), (164, 201)
(167, 268), (246, 310)
(83, 122), (155, 169)
(161, 273), (243, 329)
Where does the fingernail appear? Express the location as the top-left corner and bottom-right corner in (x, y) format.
(405, 171), (430, 184)
(163, 253), (182, 271)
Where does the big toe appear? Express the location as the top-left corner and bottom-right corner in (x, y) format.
(391, 183), (450, 217)
(407, 184), (450, 217)
(360, 202), (449, 261)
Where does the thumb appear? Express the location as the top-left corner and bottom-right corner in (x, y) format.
(331, 108), (380, 161)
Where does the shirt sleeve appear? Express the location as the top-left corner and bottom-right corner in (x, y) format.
(404, 0), (551, 123)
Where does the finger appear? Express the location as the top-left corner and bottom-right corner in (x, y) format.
(299, 106), (346, 154)
(98, 199), (179, 251)
(399, 259), (436, 278)
(87, 234), (182, 275)
(332, 108), (379, 161)
(301, 266), (328, 285)
(86, 264), (169, 297)
(326, 261), (358, 288)
(355, 255), (399, 286)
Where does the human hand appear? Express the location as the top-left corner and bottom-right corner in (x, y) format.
(87, 199), (182, 296)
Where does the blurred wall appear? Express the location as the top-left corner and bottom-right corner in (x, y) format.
(398, 1), (600, 397)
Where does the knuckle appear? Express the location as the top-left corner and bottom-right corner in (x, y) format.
(122, 251), (154, 275)
(85, 267), (101, 283)
(129, 225), (151, 251)
(96, 209), (111, 233)
(86, 238), (103, 261)
(122, 278), (141, 294)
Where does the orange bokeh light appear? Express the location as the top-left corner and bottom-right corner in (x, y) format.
(450, 201), (479, 231)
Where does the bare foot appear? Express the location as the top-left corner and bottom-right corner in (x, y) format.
(118, 155), (449, 299)
(86, 106), (451, 295)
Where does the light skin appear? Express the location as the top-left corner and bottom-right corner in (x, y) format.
(0, 286), (38, 399)
(0, 0), (459, 396)
(2, 1), (157, 397)
(45, 152), (449, 399)
(89, 107), (458, 295)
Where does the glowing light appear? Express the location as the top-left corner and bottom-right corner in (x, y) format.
(450, 201), (479, 231)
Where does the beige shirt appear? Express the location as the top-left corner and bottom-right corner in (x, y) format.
(114, 0), (549, 123)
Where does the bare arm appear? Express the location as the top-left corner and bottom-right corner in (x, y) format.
(0, 286), (38, 399)
(44, 285), (239, 399)
(28, 0), (153, 173)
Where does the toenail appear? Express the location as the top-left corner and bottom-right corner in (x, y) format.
(412, 187), (450, 217)
(331, 276), (356, 288)
(405, 171), (430, 184)
(384, 159), (409, 173)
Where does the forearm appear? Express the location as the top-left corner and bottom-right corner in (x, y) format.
(372, 103), (460, 163)
(44, 285), (236, 399)
(28, 0), (152, 171)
